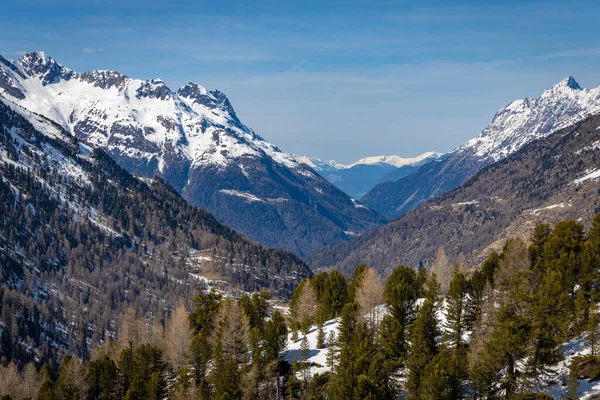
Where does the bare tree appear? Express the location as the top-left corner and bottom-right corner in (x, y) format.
(118, 306), (141, 351)
(356, 267), (384, 333)
(431, 247), (453, 294)
(22, 362), (41, 399)
(0, 362), (22, 399)
(164, 300), (193, 370)
(495, 238), (531, 306)
(294, 281), (318, 333)
(212, 299), (250, 364)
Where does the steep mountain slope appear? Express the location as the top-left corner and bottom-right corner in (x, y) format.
(296, 152), (442, 198)
(0, 52), (385, 257)
(0, 94), (310, 364)
(362, 77), (600, 219)
(308, 112), (600, 277)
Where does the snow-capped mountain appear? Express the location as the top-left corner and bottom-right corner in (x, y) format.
(362, 76), (600, 218)
(0, 52), (386, 256)
(296, 151), (443, 198)
(310, 110), (600, 278)
(460, 76), (600, 161)
(0, 94), (311, 363)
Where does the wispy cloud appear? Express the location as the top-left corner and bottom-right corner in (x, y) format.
(291, 59), (307, 71)
(83, 47), (103, 54)
(536, 48), (600, 61)
(14, 50), (27, 56)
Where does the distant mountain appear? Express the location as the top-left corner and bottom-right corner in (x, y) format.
(308, 111), (600, 276)
(0, 94), (311, 363)
(0, 52), (385, 257)
(296, 152), (443, 198)
(362, 76), (600, 219)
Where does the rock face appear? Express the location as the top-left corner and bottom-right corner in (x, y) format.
(362, 76), (600, 219)
(308, 111), (600, 277)
(0, 52), (386, 257)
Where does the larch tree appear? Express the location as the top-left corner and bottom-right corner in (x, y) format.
(164, 300), (193, 371)
(431, 246), (452, 294)
(355, 267), (384, 334)
(291, 280), (318, 334)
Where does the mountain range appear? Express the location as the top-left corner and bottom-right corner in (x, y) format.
(309, 81), (600, 276)
(361, 76), (600, 219)
(0, 51), (385, 257)
(295, 152), (444, 198)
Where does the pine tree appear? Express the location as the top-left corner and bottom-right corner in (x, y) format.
(290, 280), (318, 334)
(213, 359), (242, 400)
(264, 310), (288, 400)
(526, 267), (568, 387)
(444, 265), (468, 348)
(300, 334), (311, 381)
(326, 330), (338, 373)
(164, 300), (192, 371)
(320, 270), (350, 320)
(383, 265), (418, 357)
(317, 323), (325, 349)
(405, 295), (439, 399)
(587, 303), (600, 357)
(566, 360), (580, 400)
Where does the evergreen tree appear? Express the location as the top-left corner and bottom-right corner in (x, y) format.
(587, 303), (600, 357)
(383, 265), (418, 357)
(444, 265), (468, 348)
(87, 354), (119, 400)
(320, 270), (350, 320)
(526, 267), (568, 388)
(317, 323), (325, 349)
(213, 359), (242, 400)
(566, 360), (580, 400)
(326, 330), (338, 373)
(405, 294), (439, 399)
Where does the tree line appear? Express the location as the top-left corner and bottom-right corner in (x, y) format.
(3, 213), (600, 399)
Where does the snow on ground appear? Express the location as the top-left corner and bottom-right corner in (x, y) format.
(286, 319), (341, 377)
(351, 198), (367, 209)
(544, 335), (600, 399)
(218, 189), (265, 203)
(530, 202), (566, 216)
(573, 169), (600, 185)
(282, 300), (600, 399)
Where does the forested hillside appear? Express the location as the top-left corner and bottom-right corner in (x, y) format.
(309, 112), (600, 277)
(0, 95), (310, 368)
(3, 215), (600, 399)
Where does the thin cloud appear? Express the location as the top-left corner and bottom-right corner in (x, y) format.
(536, 48), (600, 61)
(14, 51), (27, 56)
(291, 59), (307, 71)
(83, 47), (103, 54)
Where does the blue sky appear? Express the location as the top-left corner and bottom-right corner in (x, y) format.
(2, 0), (600, 162)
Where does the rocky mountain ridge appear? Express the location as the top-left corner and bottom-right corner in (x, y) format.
(362, 76), (600, 218)
(0, 52), (386, 257)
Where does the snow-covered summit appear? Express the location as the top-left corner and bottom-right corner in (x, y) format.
(0, 51), (304, 172)
(298, 151), (443, 171)
(461, 76), (600, 161)
(0, 51), (386, 257)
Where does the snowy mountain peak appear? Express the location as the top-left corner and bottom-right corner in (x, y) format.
(557, 75), (582, 91)
(300, 151), (443, 171)
(178, 82), (208, 96)
(461, 76), (600, 161)
(17, 51), (72, 85)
